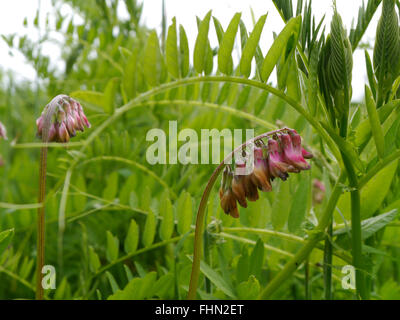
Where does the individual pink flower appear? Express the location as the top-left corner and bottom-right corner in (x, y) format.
(267, 139), (294, 181)
(281, 133), (311, 171)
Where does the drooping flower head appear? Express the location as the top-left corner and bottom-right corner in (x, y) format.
(36, 95), (91, 143)
(217, 128), (313, 218)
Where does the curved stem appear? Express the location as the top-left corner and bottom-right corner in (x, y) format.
(187, 128), (288, 300)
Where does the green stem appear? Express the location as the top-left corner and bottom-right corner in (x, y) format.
(35, 95), (66, 300)
(341, 154), (368, 299)
(258, 172), (346, 299)
(36, 145), (47, 300)
(305, 259), (310, 300)
(323, 222), (333, 299)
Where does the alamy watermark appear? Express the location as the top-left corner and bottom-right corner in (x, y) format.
(146, 121), (255, 175)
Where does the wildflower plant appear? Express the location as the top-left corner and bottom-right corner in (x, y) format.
(1, 0), (400, 301)
(35, 95), (90, 300)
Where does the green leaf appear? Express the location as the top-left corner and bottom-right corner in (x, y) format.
(88, 246), (101, 273)
(179, 25), (190, 77)
(70, 90), (104, 110)
(335, 209), (398, 240)
(365, 85), (385, 158)
(144, 30), (161, 86)
(240, 14), (267, 78)
(124, 219), (139, 254)
(187, 256), (237, 298)
(108, 272), (157, 300)
(103, 77), (119, 114)
(236, 275), (260, 300)
(73, 175), (86, 212)
(218, 12), (241, 75)
(142, 210), (157, 247)
(102, 171), (119, 201)
(0, 229), (14, 254)
(355, 100), (400, 147)
(271, 180), (291, 230)
(236, 246), (250, 283)
(261, 16), (301, 82)
(177, 192), (193, 235)
(166, 17), (179, 78)
(360, 160), (397, 218)
(212, 16), (225, 43)
(160, 198), (174, 241)
(194, 10), (212, 74)
(249, 238), (264, 279)
(349, 0), (381, 50)
(106, 231), (119, 262)
(105, 271), (120, 294)
(123, 48), (138, 99)
(365, 50), (377, 98)
(337, 160), (398, 220)
(288, 172), (310, 232)
(153, 273), (174, 299)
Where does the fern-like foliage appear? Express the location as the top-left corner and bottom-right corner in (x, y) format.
(373, 0), (400, 105)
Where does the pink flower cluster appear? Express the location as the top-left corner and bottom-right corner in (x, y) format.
(219, 129), (313, 218)
(36, 95), (90, 143)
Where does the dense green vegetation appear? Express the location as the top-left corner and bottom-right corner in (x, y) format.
(1, 0), (400, 300)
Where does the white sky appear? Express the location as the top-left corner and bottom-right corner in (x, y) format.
(0, 0), (382, 101)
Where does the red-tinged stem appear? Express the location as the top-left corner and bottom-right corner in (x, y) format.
(35, 96), (63, 300)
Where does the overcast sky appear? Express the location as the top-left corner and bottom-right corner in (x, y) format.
(0, 0), (382, 101)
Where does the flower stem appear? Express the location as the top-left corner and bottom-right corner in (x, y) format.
(36, 144), (47, 300)
(35, 97), (59, 300)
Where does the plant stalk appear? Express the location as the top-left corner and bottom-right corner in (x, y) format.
(341, 154), (368, 299)
(36, 142), (47, 300)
